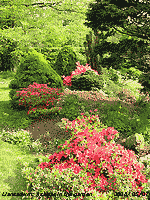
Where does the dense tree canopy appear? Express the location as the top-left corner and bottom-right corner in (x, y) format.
(83, 0), (150, 94)
(84, 0), (150, 41)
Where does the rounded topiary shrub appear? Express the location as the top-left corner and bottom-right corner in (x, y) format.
(9, 47), (65, 110)
(70, 70), (105, 92)
(53, 45), (78, 78)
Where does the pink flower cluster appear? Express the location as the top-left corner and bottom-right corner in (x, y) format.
(16, 82), (64, 118)
(62, 62), (100, 87)
(37, 113), (148, 198)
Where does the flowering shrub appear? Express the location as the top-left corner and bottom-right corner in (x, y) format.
(21, 113), (149, 200)
(15, 82), (65, 120)
(62, 63), (144, 104)
(62, 61), (100, 87)
(58, 110), (109, 139)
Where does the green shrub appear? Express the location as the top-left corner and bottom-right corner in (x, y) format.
(8, 47), (65, 110)
(0, 129), (43, 155)
(102, 67), (122, 84)
(127, 67), (143, 80)
(138, 71), (150, 95)
(0, 35), (17, 72)
(70, 70), (105, 92)
(53, 45), (78, 78)
(0, 5), (17, 30)
(27, 106), (63, 121)
(102, 79), (123, 98)
(56, 93), (85, 122)
(119, 66), (143, 81)
(55, 91), (107, 122)
(97, 101), (150, 145)
(101, 66), (144, 101)
(119, 79), (144, 101)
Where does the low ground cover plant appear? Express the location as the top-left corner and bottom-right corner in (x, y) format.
(0, 63), (150, 200)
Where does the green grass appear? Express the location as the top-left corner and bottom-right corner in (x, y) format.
(0, 69), (150, 200)
(0, 71), (37, 200)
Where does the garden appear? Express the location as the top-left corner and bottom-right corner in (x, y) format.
(0, 0), (150, 200)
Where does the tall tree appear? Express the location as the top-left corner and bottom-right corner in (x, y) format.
(84, 0), (150, 41)
(83, 0), (150, 94)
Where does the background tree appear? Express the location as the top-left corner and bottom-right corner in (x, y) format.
(0, 0), (96, 72)
(83, 0), (150, 94)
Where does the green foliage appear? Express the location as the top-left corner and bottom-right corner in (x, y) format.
(70, 70), (105, 92)
(83, 0), (149, 98)
(20, 164), (91, 200)
(8, 47), (64, 110)
(101, 78), (123, 98)
(0, 35), (18, 72)
(119, 80), (144, 102)
(1, 1), (150, 198)
(0, 129), (42, 155)
(115, 88), (137, 103)
(138, 71), (150, 95)
(1, 68), (150, 200)
(104, 67), (122, 84)
(55, 92), (108, 123)
(53, 138), (68, 150)
(120, 66), (144, 81)
(127, 67), (143, 80)
(39, 46), (62, 71)
(75, 50), (87, 67)
(100, 66), (144, 101)
(56, 94), (85, 122)
(53, 45), (78, 77)
(0, 5), (17, 30)
(27, 106), (63, 121)
(99, 106), (138, 139)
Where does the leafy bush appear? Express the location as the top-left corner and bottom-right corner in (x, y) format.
(102, 78), (123, 98)
(138, 71), (150, 95)
(101, 67), (122, 84)
(0, 5), (17, 30)
(100, 66), (144, 102)
(0, 35), (17, 72)
(27, 106), (63, 121)
(8, 47), (64, 110)
(53, 45), (78, 78)
(55, 93), (86, 122)
(75, 51), (87, 67)
(127, 67), (143, 80)
(119, 79), (144, 101)
(0, 129), (44, 155)
(119, 66), (144, 82)
(97, 101), (150, 146)
(70, 70), (105, 92)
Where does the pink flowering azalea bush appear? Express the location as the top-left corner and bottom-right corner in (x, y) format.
(21, 112), (149, 200)
(15, 82), (65, 120)
(62, 61), (100, 87)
